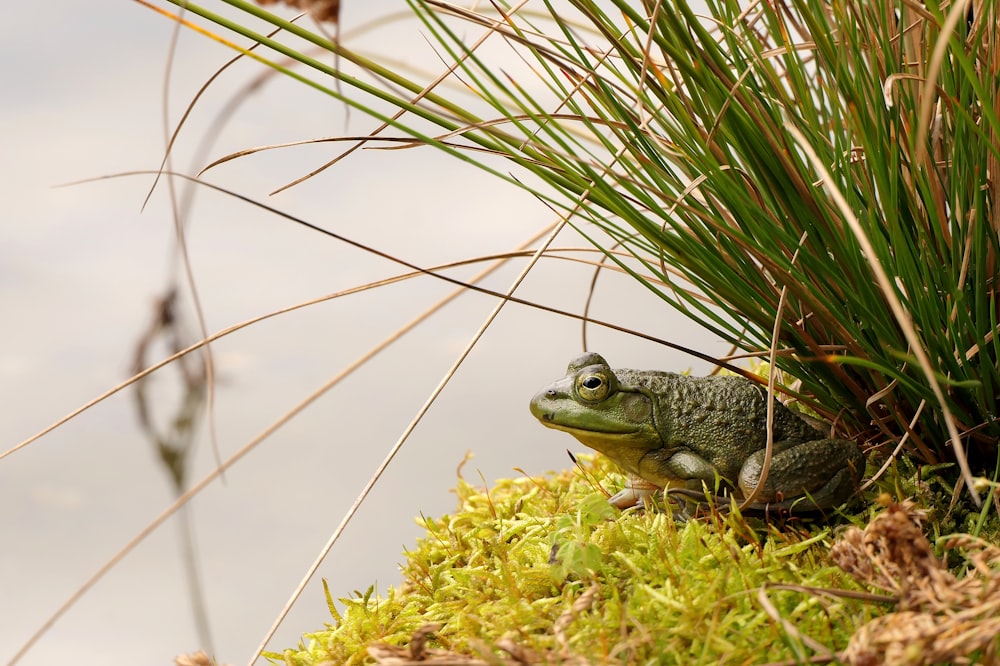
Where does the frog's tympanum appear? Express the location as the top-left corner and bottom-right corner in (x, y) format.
(530, 353), (865, 513)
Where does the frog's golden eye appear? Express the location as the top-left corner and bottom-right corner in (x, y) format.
(577, 372), (609, 401)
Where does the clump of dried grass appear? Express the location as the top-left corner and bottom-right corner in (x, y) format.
(831, 500), (1000, 665)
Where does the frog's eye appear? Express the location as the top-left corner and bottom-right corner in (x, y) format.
(576, 372), (610, 401)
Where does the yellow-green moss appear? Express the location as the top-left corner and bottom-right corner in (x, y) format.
(268, 455), (903, 664)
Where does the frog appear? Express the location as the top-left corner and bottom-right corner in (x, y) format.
(529, 352), (865, 514)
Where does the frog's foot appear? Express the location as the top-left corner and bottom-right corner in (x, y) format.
(664, 486), (737, 521)
(608, 475), (660, 509)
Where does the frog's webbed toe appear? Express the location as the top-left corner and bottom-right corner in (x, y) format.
(608, 474), (660, 509)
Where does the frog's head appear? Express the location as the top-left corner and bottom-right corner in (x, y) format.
(529, 353), (662, 472)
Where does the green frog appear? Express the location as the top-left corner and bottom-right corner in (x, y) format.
(529, 352), (864, 513)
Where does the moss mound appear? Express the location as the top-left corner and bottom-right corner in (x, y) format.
(269, 456), (891, 664)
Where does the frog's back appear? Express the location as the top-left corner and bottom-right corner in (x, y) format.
(616, 369), (821, 479)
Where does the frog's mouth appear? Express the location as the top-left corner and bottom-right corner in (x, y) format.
(541, 421), (642, 436)
(529, 403), (642, 435)
(529, 388), (659, 445)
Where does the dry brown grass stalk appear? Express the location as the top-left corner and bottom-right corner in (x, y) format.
(255, 0), (340, 24)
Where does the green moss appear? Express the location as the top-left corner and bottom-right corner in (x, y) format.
(268, 455), (895, 664)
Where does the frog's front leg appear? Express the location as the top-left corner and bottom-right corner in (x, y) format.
(737, 439), (865, 511)
(608, 474), (704, 522)
(607, 474), (660, 509)
(608, 449), (721, 509)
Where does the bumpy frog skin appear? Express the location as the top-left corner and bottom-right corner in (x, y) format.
(529, 353), (865, 513)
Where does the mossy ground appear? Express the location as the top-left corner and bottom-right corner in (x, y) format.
(267, 455), (908, 665)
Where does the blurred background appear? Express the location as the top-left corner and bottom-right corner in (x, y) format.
(0, 2), (723, 664)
